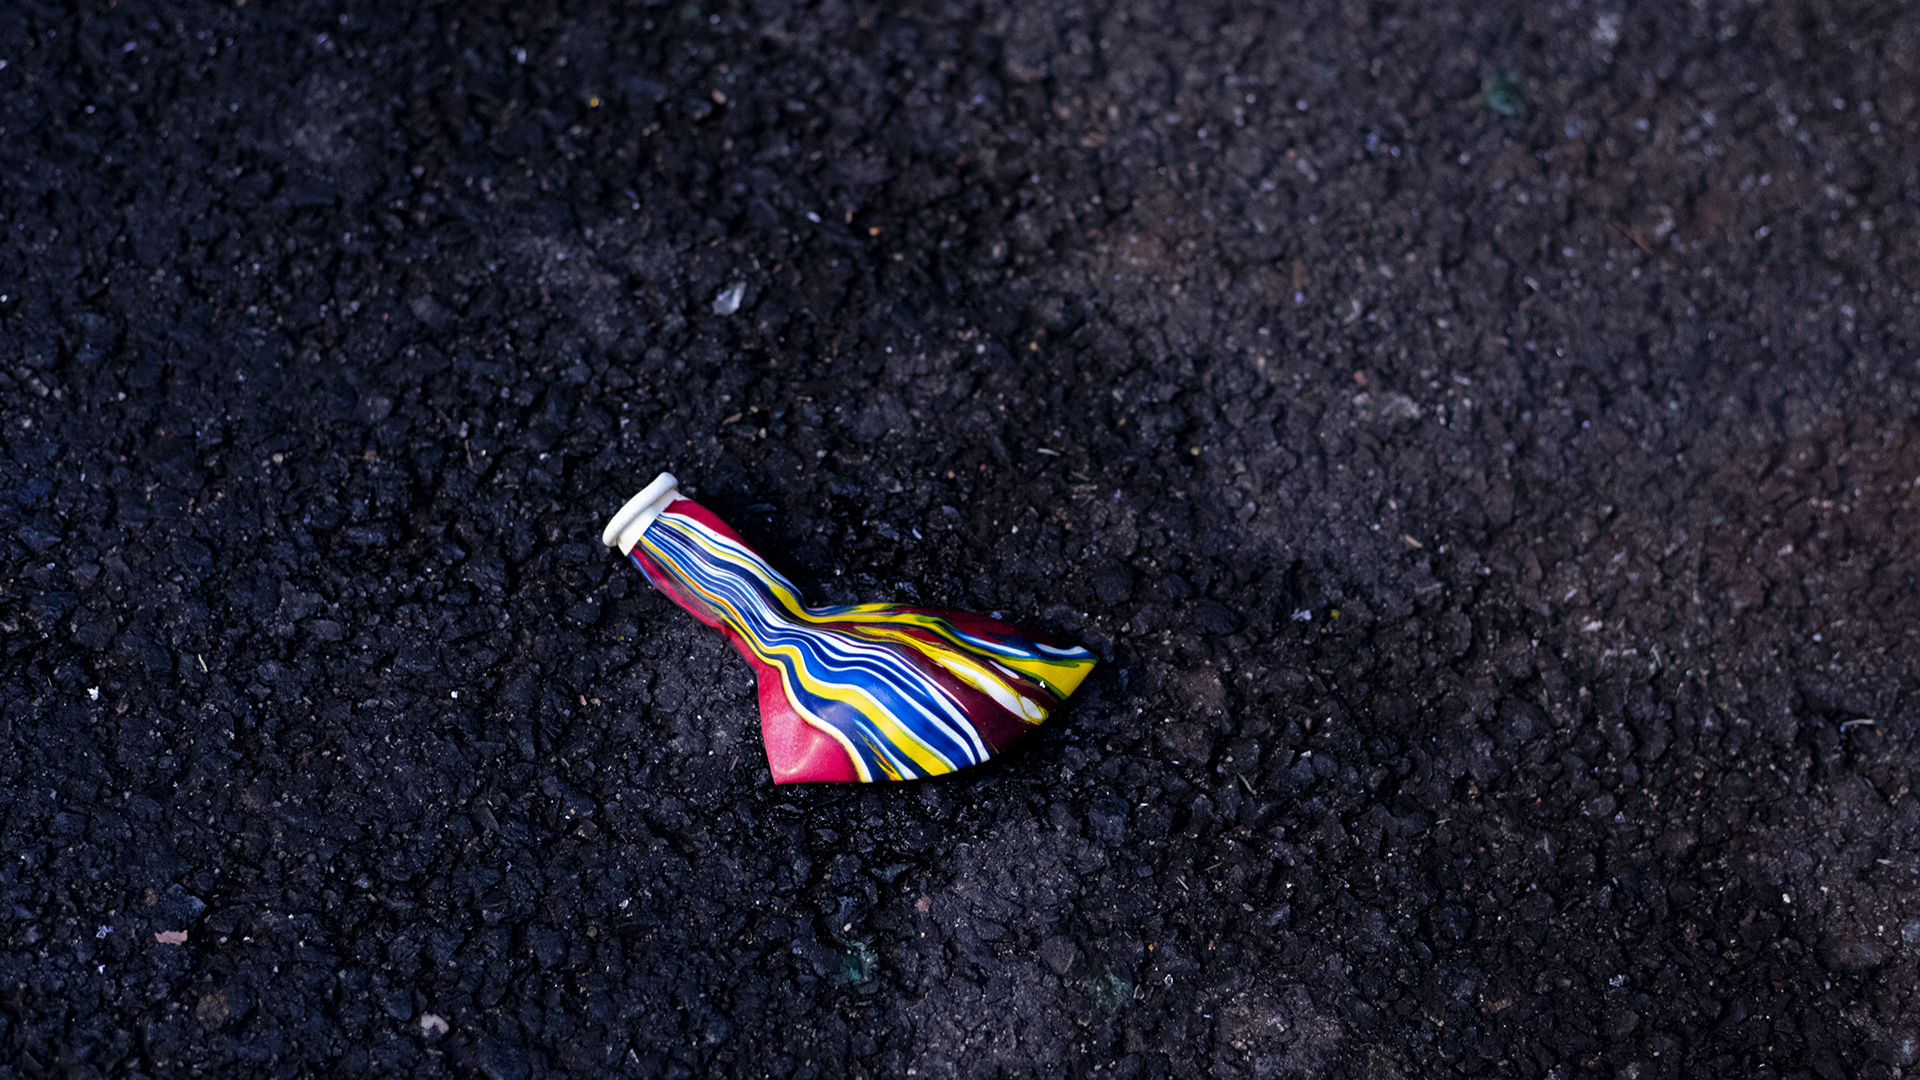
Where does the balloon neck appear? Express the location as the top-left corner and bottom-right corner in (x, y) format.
(601, 472), (681, 554)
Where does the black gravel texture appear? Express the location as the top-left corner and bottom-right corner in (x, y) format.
(4, 1), (1919, 1077)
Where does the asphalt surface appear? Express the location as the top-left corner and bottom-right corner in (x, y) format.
(3, 1), (1919, 1077)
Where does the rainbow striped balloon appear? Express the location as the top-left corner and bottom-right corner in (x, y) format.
(604, 474), (1096, 783)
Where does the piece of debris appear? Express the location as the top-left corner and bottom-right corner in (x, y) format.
(1475, 70), (1526, 117)
(419, 1013), (450, 1037)
(711, 281), (746, 315)
(155, 930), (188, 945)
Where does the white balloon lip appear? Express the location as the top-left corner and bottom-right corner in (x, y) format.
(602, 472), (680, 553)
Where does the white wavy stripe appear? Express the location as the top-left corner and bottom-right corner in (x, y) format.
(1035, 641), (1094, 657)
(930, 652), (1046, 721)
